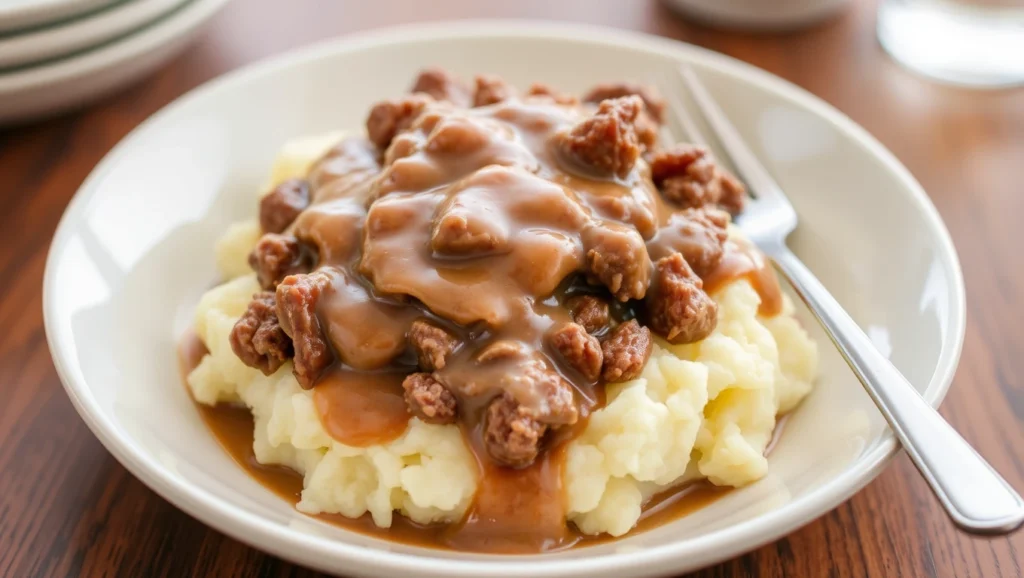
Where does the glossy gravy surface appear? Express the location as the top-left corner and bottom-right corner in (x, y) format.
(293, 98), (781, 443)
(196, 94), (788, 553)
(704, 237), (783, 317)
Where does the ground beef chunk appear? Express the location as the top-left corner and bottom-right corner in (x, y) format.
(716, 173), (747, 215)
(646, 253), (718, 344)
(634, 113), (661, 152)
(474, 342), (578, 425)
(248, 233), (313, 290)
(259, 179), (310, 234)
(512, 359), (579, 425)
(658, 207), (730, 278)
(583, 82), (666, 123)
(402, 372), (458, 424)
(549, 322), (603, 381)
(525, 83), (578, 105)
(473, 74), (514, 107)
(230, 291), (293, 375)
(366, 93), (433, 149)
(601, 319), (653, 382)
(408, 319), (459, 371)
(566, 294), (610, 334)
(484, 392), (547, 468)
(651, 143), (704, 182)
(275, 271), (334, 388)
(583, 82), (665, 151)
(410, 67), (471, 106)
(556, 96), (643, 179)
(583, 223), (652, 302)
(430, 209), (509, 256)
(650, 144), (747, 214)
(679, 207), (729, 277)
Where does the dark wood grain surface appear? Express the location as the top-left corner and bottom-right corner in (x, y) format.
(1, 0), (1021, 576)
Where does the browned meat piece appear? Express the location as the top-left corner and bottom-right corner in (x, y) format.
(408, 319), (459, 371)
(549, 322), (603, 381)
(275, 271), (335, 388)
(259, 179), (310, 234)
(650, 144), (703, 183)
(651, 144), (713, 207)
(601, 319), (653, 382)
(402, 372), (458, 424)
(430, 208), (509, 256)
(525, 83), (579, 105)
(515, 359), (579, 424)
(473, 74), (514, 107)
(484, 392), (547, 468)
(410, 67), (471, 106)
(472, 342), (578, 425)
(677, 207), (729, 277)
(633, 113), (660, 152)
(583, 82), (666, 123)
(366, 93), (433, 149)
(566, 294), (610, 335)
(248, 233), (314, 290)
(583, 223), (651, 302)
(716, 172), (747, 215)
(650, 144), (747, 214)
(651, 207), (730, 278)
(556, 96), (643, 179)
(583, 82), (666, 151)
(646, 253), (718, 344)
(230, 291), (293, 375)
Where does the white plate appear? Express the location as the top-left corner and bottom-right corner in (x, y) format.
(43, 21), (966, 578)
(0, 0), (114, 33)
(0, 0), (187, 70)
(0, 0), (229, 125)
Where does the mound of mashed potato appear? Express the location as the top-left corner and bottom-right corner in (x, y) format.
(188, 134), (819, 537)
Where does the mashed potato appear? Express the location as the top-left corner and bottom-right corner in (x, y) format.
(187, 134), (819, 537)
(565, 279), (817, 535)
(190, 273), (478, 527)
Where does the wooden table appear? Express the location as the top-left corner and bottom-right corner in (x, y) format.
(2, 0), (1021, 576)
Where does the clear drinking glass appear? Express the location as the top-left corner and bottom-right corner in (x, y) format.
(878, 0), (1024, 88)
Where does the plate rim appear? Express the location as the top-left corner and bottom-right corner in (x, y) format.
(42, 19), (967, 578)
(0, 0), (228, 92)
(0, 0), (188, 71)
(0, 0), (116, 34)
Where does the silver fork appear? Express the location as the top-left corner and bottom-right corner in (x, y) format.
(667, 65), (1024, 535)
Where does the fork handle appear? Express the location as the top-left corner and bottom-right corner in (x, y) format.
(767, 243), (1024, 535)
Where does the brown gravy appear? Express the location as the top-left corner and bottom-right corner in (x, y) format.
(201, 81), (793, 554)
(704, 237), (783, 317)
(313, 368), (411, 446)
(445, 444), (575, 553)
(192, 399), (733, 553)
(181, 334), (790, 553)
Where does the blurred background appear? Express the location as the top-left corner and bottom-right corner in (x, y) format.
(0, 1), (1021, 577)
(0, 0), (1022, 125)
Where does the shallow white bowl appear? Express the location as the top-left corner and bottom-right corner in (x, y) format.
(0, 0), (188, 70)
(43, 21), (965, 578)
(0, 0), (229, 125)
(0, 0), (113, 34)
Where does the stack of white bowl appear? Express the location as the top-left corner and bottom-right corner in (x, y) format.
(0, 0), (231, 125)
